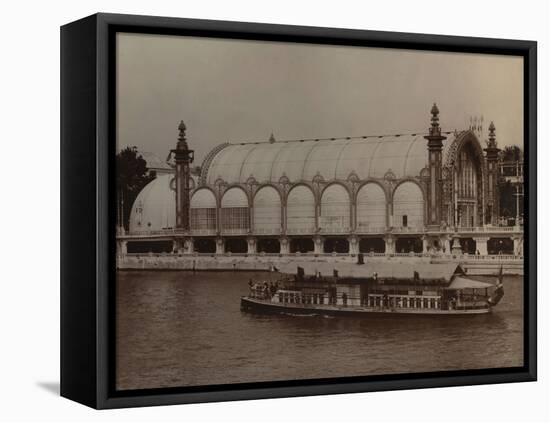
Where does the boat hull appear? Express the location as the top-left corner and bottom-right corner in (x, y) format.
(240, 296), (491, 316)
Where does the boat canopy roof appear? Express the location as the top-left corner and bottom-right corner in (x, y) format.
(276, 261), (462, 283)
(444, 277), (493, 290)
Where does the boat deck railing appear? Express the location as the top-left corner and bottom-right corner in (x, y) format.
(247, 289), (490, 311)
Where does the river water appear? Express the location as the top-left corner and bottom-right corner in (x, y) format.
(116, 271), (523, 390)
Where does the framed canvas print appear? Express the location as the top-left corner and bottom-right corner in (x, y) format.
(60, 13), (537, 409)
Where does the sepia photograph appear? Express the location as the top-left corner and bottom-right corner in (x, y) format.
(114, 32), (525, 391)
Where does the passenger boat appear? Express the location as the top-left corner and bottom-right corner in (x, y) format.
(241, 258), (504, 316)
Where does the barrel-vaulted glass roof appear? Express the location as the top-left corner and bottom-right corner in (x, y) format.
(203, 133), (456, 185)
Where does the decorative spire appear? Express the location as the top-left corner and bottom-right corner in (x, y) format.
(484, 121), (499, 160)
(269, 132), (276, 144)
(177, 120), (189, 150)
(487, 121), (497, 147)
(429, 103), (441, 136)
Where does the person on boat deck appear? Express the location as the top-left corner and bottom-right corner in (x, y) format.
(450, 296), (457, 309)
(248, 279), (257, 296)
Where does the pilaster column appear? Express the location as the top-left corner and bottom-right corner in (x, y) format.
(183, 237), (194, 254)
(424, 103), (447, 228)
(384, 234), (395, 254)
(484, 121), (501, 225)
(116, 225), (126, 236)
(173, 238), (184, 254)
(247, 236), (257, 255)
(313, 235), (324, 255)
(451, 234), (462, 255)
(315, 202), (321, 232)
(172, 121), (194, 231)
(279, 237), (290, 255)
(215, 237), (225, 255)
(117, 240), (128, 256)
(422, 235), (429, 254)
(473, 236), (488, 255)
(513, 235), (523, 256)
(348, 235), (359, 255)
(440, 234), (451, 254)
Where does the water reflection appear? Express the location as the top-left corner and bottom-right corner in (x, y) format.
(116, 271), (523, 390)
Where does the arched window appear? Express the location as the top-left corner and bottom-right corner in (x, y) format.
(190, 189), (217, 234)
(455, 142), (482, 227)
(393, 182), (424, 229)
(287, 185), (315, 234)
(356, 183), (386, 232)
(321, 184), (350, 233)
(221, 187), (249, 234)
(253, 186), (281, 235)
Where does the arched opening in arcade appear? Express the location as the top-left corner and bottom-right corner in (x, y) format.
(194, 238), (216, 254)
(396, 237), (422, 253)
(459, 237), (476, 255)
(290, 238), (314, 253)
(253, 186), (282, 235)
(488, 237), (514, 255)
(220, 187), (250, 235)
(190, 188), (217, 234)
(225, 238), (248, 254)
(320, 184), (351, 233)
(257, 238), (281, 254)
(359, 237), (385, 254)
(287, 185), (316, 235)
(323, 237), (349, 254)
(127, 240), (173, 254)
(356, 183), (386, 232)
(393, 182), (424, 230)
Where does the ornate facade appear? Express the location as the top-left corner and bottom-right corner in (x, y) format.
(121, 104), (523, 257)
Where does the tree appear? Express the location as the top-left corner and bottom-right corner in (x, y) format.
(500, 145), (522, 162)
(499, 145), (523, 176)
(499, 180), (515, 218)
(116, 147), (155, 231)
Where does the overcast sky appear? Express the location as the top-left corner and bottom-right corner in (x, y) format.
(116, 32), (523, 164)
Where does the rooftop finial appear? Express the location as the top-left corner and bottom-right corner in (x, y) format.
(178, 120), (186, 140)
(177, 120), (188, 150)
(429, 103), (441, 136)
(484, 121), (499, 159)
(487, 121), (497, 148)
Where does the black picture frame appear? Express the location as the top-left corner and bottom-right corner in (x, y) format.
(60, 12), (537, 409)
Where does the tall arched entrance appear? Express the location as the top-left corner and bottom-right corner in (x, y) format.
(446, 134), (485, 228)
